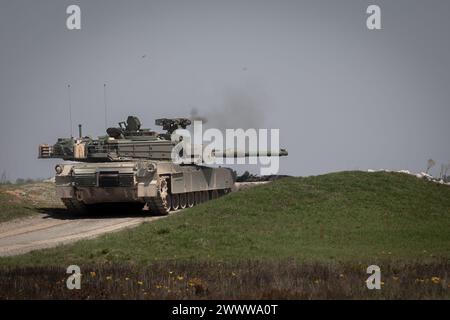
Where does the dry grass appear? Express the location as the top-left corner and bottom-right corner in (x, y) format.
(0, 182), (61, 222)
(1, 260), (449, 299)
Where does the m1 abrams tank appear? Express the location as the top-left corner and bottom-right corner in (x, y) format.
(39, 116), (288, 215)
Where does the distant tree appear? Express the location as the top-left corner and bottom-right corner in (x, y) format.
(426, 159), (436, 174)
(444, 162), (450, 181)
(236, 171), (251, 182)
(15, 178), (25, 185)
(236, 171), (262, 182)
(0, 170), (6, 184)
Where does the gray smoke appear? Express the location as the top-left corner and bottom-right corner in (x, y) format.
(190, 89), (266, 130)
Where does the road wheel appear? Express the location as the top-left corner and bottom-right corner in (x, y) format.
(219, 188), (231, 196)
(202, 191), (210, 202)
(179, 193), (187, 209)
(172, 193), (180, 211)
(160, 194), (172, 214)
(187, 192), (195, 207)
(149, 175), (172, 215)
(160, 176), (172, 214)
(210, 190), (219, 200)
(194, 191), (202, 204)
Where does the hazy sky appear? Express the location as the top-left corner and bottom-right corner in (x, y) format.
(1, 0), (450, 180)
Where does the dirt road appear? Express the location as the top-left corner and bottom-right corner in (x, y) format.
(0, 211), (169, 257)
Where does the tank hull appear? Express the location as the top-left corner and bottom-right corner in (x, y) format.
(55, 160), (235, 214)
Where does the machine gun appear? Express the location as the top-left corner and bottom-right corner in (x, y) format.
(106, 116), (157, 139)
(155, 118), (192, 134)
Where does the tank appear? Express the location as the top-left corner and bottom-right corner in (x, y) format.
(38, 116), (288, 215)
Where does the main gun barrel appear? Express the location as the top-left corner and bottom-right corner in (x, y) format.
(211, 148), (288, 158)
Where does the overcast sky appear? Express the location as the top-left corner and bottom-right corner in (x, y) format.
(1, 0), (450, 180)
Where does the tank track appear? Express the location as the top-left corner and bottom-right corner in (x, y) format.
(147, 195), (170, 216)
(146, 187), (232, 216)
(61, 198), (88, 214)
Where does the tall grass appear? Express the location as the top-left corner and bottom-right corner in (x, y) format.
(1, 260), (449, 299)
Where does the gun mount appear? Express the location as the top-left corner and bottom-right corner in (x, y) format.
(106, 116), (157, 139)
(155, 118), (191, 134)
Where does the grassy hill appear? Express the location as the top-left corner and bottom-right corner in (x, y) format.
(2, 171), (450, 267)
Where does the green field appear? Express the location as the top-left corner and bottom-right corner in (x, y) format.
(1, 171), (450, 267)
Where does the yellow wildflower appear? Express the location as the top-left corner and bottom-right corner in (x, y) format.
(431, 277), (440, 284)
(187, 278), (203, 287)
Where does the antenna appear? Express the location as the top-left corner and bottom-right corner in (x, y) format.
(103, 83), (108, 131)
(67, 84), (73, 138)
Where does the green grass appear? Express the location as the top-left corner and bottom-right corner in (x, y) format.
(1, 171), (450, 267)
(0, 183), (61, 223)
